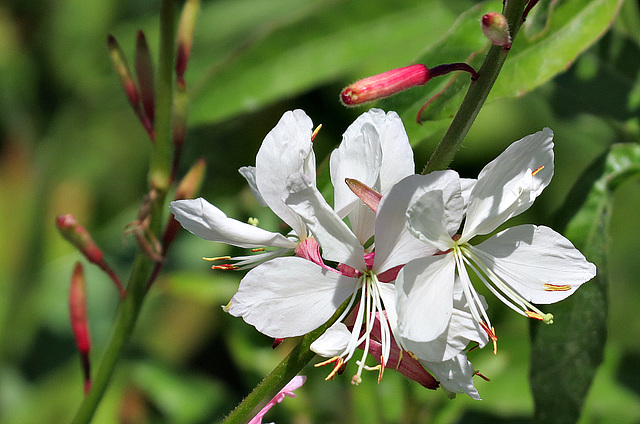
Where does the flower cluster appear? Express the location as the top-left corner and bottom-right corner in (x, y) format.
(170, 109), (595, 399)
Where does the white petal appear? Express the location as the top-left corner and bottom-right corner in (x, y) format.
(255, 110), (316, 237)
(463, 128), (554, 239)
(395, 255), (456, 343)
(407, 183), (463, 252)
(421, 353), (481, 400)
(473, 224), (596, 304)
(399, 276), (487, 362)
(286, 174), (366, 270)
(238, 166), (267, 207)
(170, 198), (296, 249)
(345, 109), (415, 195)
(373, 173), (458, 273)
(227, 257), (358, 338)
(310, 322), (351, 357)
(330, 122), (382, 218)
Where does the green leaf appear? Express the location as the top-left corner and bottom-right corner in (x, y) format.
(384, 0), (623, 143)
(187, 0), (463, 126)
(529, 143), (640, 424)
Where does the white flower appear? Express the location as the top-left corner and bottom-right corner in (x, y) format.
(169, 110), (317, 269)
(395, 128), (597, 352)
(227, 109), (443, 384)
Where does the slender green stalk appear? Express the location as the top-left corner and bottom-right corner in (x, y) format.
(422, 0), (527, 174)
(70, 1), (176, 422)
(221, 297), (352, 424)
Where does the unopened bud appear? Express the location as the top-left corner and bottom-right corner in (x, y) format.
(341, 64), (430, 106)
(135, 31), (156, 129)
(341, 63), (478, 106)
(345, 178), (382, 213)
(176, 0), (200, 85)
(174, 158), (206, 201)
(69, 262), (92, 394)
(107, 35), (139, 107)
(57, 214), (103, 264)
(56, 214), (126, 298)
(481, 13), (511, 48)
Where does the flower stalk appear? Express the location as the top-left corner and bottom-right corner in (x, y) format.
(70, 0), (177, 422)
(422, 0), (528, 174)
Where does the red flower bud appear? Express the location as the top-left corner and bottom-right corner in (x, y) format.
(69, 262), (92, 394)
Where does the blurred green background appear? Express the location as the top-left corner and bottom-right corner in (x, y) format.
(1, 0), (640, 422)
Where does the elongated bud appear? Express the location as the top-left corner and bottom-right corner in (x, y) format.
(108, 34), (154, 140)
(345, 178), (382, 213)
(481, 13), (511, 48)
(56, 214), (126, 298)
(57, 214), (103, 264)
(341, 63), (478, 106)
(107, 35), (139, 108)
(174, 158), (206, 201)
(176, 0), (200, 86)
(135, 31), (156, 130)
(341, 64), (430, 106)
(69, 262), (92, 394)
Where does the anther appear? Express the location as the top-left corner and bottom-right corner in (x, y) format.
(532, 165), (545, 176)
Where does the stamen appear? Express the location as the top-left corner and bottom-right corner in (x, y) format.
(212, 264), (238, 270)
(311, 124), (322, 142)
(251, 248), (266, 252)
(203, 256), (230, 261)
(544, 283), (571, 291)
(531, 165), (545, 176)
(526, 311), (543, 320)
(480, 322), (498, 355)
(315, 356), (345, 381)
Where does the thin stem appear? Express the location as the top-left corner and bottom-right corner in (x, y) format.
(70, 1), (176, 422)
(221, 297), (353, 424)
(422, 0), (527, 174)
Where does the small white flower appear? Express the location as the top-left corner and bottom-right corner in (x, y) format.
(169, 110), (317, 269)
(395, 128), (597, 352)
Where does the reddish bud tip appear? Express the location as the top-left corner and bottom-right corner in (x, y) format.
(341, 64), (431, 106)
(273, 338), (284, 349)
(481, 12), (511, 48)
(345, 178), (382, 213)
(56, 214), (104, 264)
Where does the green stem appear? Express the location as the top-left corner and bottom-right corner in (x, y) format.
(422, 0), (527, 174)
(221, 297), (352, 424)
(70, 1), (176, 422)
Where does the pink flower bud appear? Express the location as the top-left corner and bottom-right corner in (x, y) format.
(481, 13), (511, 48)
(345, 178), (381, 213)
(69, 262), (92, 394)
(341, 63), (478, 106)
(341, 64), (431, 106)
